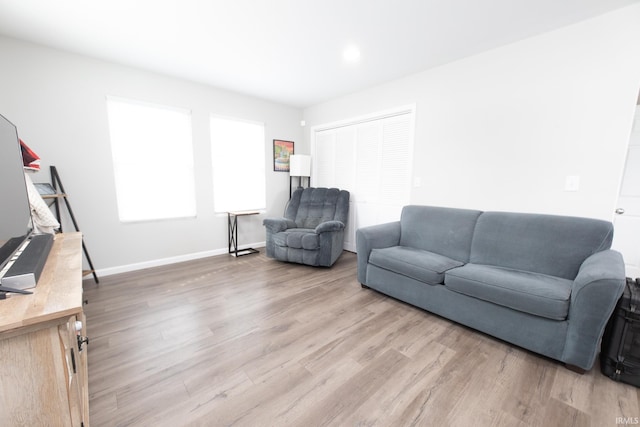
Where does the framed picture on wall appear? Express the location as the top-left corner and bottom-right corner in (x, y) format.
(273, 139), (294, 172)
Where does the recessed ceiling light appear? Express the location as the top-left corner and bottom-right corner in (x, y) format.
(343, 45), (361, 63)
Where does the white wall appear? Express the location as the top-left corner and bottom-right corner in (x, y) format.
(1, 5), (639, 274)
(303, 5), (640, 221)
(0, 37), (302, 274)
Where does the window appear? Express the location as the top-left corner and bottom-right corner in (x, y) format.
(210, 116), (265, 213)
(106, 97), (196, 222)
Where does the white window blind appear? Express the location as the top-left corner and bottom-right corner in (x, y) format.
(106, 97), (196, 222)
(210, 116), (265, 212)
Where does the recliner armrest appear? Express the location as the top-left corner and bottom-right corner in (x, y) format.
(315, 220), (345, 234)
(263, 217), (297, 233)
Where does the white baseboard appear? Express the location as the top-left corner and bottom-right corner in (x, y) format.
(93, 241), (266, 278)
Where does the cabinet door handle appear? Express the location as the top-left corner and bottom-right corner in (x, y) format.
(615, 208), (625, 215)
(77, 335), (89, 351)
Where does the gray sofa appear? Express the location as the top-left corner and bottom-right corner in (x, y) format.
(356, 205), (626, 371)
(263, 187), (350, 267)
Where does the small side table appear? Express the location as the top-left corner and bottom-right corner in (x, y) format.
(227, 211), (260, 257)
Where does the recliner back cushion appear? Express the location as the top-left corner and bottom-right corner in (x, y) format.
(399, 205), (482, 262)
(470, 212), (614, 280)
(293, 187), (349, 229)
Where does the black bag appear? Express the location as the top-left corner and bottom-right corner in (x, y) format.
(600, 277), (640, 386)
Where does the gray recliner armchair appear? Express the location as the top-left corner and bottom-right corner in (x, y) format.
(263, 187), (350, 267)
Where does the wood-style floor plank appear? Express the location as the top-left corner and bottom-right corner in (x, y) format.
(83, 251), (639, 426)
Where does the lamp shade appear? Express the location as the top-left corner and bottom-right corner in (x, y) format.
(289, 154), (311, 177)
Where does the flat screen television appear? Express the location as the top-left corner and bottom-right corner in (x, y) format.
(0, 113), (52, 292)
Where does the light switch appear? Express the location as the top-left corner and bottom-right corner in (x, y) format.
(564, 175), (580, 192)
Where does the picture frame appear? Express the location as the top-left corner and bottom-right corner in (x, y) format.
(273, 139), (294, 172)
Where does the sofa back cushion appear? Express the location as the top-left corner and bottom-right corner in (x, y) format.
(470, 212), (614, 280)
(400, 205), (482, 262)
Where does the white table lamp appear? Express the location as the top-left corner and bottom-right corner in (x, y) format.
(289, 154), (311, 196)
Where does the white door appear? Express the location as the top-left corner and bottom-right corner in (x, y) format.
(312, 107), (414, 252)
(612, 105), (640, 278)
(313, 126), (357, 251)
(354, 114), (413, 232)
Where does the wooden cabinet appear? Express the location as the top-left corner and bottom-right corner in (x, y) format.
(0, 233), (88, 426)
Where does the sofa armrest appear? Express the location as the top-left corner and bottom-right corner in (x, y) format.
(263, 217), (297, 233)
(315, 220), (345, 234)
(563, 249), (625, 369)
(356, 221), (401, 284)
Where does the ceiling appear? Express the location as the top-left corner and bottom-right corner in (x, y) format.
(0, 0), (638, 108)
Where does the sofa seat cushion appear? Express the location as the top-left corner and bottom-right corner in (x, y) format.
(445, 264), (572, 320)
(369, 246), (464, 285)
(273, 229), (319, 250)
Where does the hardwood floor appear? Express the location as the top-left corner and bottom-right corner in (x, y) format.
(84, 251), (639, 426)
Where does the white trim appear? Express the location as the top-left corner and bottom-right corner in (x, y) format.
(93, 241), (266, 277)
(209, 112), (265, 127)
(310, 103), (416, 133)
(105, 95), (192, 115)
